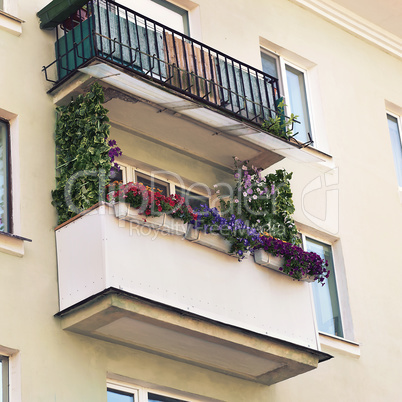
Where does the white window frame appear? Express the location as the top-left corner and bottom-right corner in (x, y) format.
(0, 355), (9, 402)
(301, 234), (344, 338)
(298, 230), (355, 345)
(107, 379), (210, 402)
(386, 111), (402, 192)
(113, 161), (211, 207)
(0, 346), (20, 402)
(261, 49), (315, 146)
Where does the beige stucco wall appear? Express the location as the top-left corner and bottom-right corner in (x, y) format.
(0, 0), (401, 401)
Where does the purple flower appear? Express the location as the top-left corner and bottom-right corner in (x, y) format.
(271, 184), (275, 195)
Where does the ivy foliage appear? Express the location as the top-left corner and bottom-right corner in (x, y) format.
(52, 83), (112, 224)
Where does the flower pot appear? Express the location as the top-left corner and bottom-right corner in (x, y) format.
(253, 249), (314, 282)
(254, 249), (284, 271)
(185, 224), (232, 254)
(114, 203), (164, 229)
(162, 214), (186, 236)
(113, 203), (186, 235)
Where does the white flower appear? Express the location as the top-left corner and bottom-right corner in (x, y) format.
(243, 192), (247, 196)
(252, 195), (257, 200)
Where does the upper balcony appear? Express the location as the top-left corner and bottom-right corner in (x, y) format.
(38, 0), (322, 170)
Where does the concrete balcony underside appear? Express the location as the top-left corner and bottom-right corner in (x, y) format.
(58, 288), (331, 386)
(55, 204), (331, 385)
(50, 59), (323, 170)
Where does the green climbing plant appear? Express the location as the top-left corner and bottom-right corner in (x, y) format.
(52, 83), (113, 224)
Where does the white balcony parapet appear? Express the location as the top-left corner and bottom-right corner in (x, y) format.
(55, 203), (331, 385)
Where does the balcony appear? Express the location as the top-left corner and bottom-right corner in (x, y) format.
(55, 204), (330, 385)
(38, 0), (322, 170)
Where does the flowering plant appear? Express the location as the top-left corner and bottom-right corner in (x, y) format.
(257, 235), (330, 284)
(219, 158), (300, 245)
(192, 205), (259, 260)
(107, 181), (197, 223)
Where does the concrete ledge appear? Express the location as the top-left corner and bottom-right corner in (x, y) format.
(0, 231), (31, 257)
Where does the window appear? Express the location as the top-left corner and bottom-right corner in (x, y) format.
(174, 186), (209, 210)
(0, 120), (10, 233)
(386, 113), (402, 188)
(135, 172), (169, 196)
(107, 381), (199, 402)
(261, 51), (312, 144)
(304, 237), (343, 338)
(112, 162), (210, 208)
(118, 0), (190, 34)
(0, 356), (9, 402)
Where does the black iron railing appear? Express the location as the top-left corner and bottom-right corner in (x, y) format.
(44, 0), (291, 128)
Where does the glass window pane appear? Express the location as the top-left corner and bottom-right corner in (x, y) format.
(306, 238), (343, 338)
(148, 393), (185, 402)
(261, 52), (279, 79)
(0, 121), (9, 232)
(387, 114), (402, 187)
(1, 356), (9, 402)
(118, 0), (189, 34)
(285, 65), (311, 144)
(136, 173), (169, 196)
(107, 389), (134, 402)
(175, 186), (208, 210)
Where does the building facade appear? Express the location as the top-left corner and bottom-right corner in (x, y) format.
(1, 0), (402, 401)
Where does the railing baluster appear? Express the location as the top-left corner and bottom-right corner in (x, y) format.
(223, 55), (234, 113)
(152, 21), (162, 78)
(208, 49), (218, 104)
(238, 65), (249, 120)
(171, 32), (183, 90)
(199, 45), (209, 101)
(190, 41), (200, 97)
(143, 18), (153, 77)
(132, 12), (143, 71)
(105, 0), (113, 60)
(230, 60), (241, 115)
(116, 3), (123, 65)
(245, 66), (258, 120)
(255, 72), (265, 121)
(124, 8), (133, 67)
(180, 35), (192, 92)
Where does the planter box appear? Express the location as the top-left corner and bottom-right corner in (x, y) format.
(254, 249), (314, 282)
(113, 203), (186, 235)
(185, 224), (232, 255)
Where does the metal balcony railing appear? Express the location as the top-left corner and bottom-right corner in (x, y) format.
(44, 0), (287, 127)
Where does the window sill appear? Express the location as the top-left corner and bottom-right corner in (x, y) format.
(0, 10), (24, 36)
(0, 231), (31, 257)
(319, 333), (360, 357)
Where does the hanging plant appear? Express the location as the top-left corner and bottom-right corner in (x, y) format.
(52, 83), (117, 224)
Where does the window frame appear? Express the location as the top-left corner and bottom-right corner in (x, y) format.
(0, 355), (9, 402)
(0, 119), (11, 233)
(112, 161), (210, 208)
(261, 49), (314, 146)
(386, 111), (402, 189)
(297, 229), (357, 344)
(107, 379), (209, 402)
(301, 234), (344, 338)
